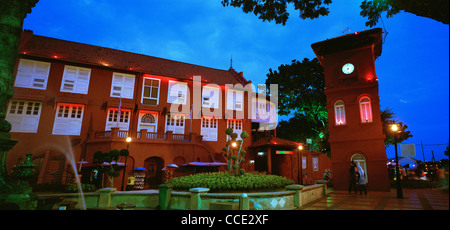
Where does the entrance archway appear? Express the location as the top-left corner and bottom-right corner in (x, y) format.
(144, 157), (164, 189)
(351, 153), (368, 183)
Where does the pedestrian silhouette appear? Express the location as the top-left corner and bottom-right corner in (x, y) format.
(348, 161), (358, 194)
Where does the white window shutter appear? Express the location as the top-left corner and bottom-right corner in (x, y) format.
(7, 115), (22, 132)
(52, 118), (68, 135)
(61, 67), (77, 92)
(21, 117), (40, 132)
(76, 68), (90, 94)
(122, 76), (135, 99)
(15, 60), (34, 87)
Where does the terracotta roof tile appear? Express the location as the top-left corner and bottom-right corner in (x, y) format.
(18, 31), (248, 85)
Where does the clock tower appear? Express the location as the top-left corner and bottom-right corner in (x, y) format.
(311, 28), (390, 191)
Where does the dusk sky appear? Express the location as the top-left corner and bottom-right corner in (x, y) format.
(22, 0), (449, 161)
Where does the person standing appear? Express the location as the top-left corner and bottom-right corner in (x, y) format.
(358, 165), (367, 195)
(349, 161), (358, 194)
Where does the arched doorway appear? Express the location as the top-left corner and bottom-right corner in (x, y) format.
(144, 157), (164, 189)
(351, 153), (368, 183)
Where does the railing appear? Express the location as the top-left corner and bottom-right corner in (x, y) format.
(172, 134), (191, 142)
(92, 128), (191, 142)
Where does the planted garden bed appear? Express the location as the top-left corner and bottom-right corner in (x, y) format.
(168, 172), (294, 193)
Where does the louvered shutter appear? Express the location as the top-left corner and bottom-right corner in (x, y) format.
(122, 75), (135, 99)
(76, 68), (90, 94)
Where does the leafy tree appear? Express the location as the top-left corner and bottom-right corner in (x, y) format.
(266, 58), (327, 142)
(93, 149), (129, 188)
(0, 0), (39, 194)
(221, 0), (449, 26)
(380, 107), (413, 147)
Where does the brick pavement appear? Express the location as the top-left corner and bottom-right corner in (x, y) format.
(297, 188), (449, 210)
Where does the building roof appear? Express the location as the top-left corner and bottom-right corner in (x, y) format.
(18, 30), (248, 85)
(311, 28), (383, 65)
(249, 135), (301, 148)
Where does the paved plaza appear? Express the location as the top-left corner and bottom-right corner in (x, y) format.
(297, 188), (449, 210)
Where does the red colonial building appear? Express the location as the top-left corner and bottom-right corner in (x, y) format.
(8, 30), (267, 189)
(6, 30), (334, 190)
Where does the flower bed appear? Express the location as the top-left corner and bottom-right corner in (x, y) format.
(168, 172), (294, 192)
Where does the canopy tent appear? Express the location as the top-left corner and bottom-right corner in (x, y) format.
(182, 162), (227, 167)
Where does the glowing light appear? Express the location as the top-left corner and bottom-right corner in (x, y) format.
(126, 137), (132, 143)
(391, 124), (399, 132)
(298, 145), (303, 150)
(231, 142), (237, 148)
(53, 55), (59, 59)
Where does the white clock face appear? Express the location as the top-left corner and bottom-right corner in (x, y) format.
(342, 63), (354, 74)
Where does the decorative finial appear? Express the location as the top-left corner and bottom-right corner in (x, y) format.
(230, 55), (233, 69)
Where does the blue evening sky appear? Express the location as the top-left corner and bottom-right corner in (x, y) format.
(23, 0), (449, 161)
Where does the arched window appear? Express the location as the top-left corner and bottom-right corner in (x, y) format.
(359, 97), (373, 123)
(334, 100), (346, 125)
(351, 153), (368, 183)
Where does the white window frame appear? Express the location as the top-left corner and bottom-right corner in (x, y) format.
(202, 86), (220, 109)
(359, 97), (373, 123)
(201, 117), (218, 141)
(226, 119), (243, 140)
(52, 103), (84, 135)
(14, 59), (51, 90)
(227, 89), (243, 111)
(141, 77), (160, 106)
(110, 73), (135, 99)
(137, 111), (158, 132)
(60, 65), (91, 94)
(105, 108), (131, 131)
(167, 80), (188, 105)
(5, 100), (42, 133)
(165, 114), (185, 134)
(334, 100), (346, 125)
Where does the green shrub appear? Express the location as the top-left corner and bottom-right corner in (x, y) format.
(168, 172), (294, 192)
(65, 183), (97, 193)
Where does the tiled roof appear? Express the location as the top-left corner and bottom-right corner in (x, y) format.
(18, 31), (248, 85)
(249, 135), (301, 148)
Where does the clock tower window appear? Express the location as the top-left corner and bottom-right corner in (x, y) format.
(359, 97), (373, 123)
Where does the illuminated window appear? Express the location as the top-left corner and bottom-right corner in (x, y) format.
(201, 117), (218, 141)
(359, 97), (373, 123)
(137, 112), (158, 132)
(227, 119), (243, 140)
(313, 157), (319, 171)
(142, 78), (160, 105)
(14, 59), (51, 90)
(111, 73), (135, 99)
(167, 81), (187, 105)
(60, 65), (91, 94)
(165, 114), (185, 134)
(6, 100), (42, 133)
(105, 108), (131, 131)
(227, 89), (243, 111)
(334, 100), (346, 125)
(52, 103), (84, 135)
(202, 86), (220, 109)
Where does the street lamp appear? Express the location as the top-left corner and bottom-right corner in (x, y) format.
(298, 145), (303, 185)
(391, 124), (403, 198)
(121, 137), (132, 191)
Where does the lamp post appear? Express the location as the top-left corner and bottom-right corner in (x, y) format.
(298, 145), (303, 185)
(121, 137), (132, 191)
(391, 124), (403, 198)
